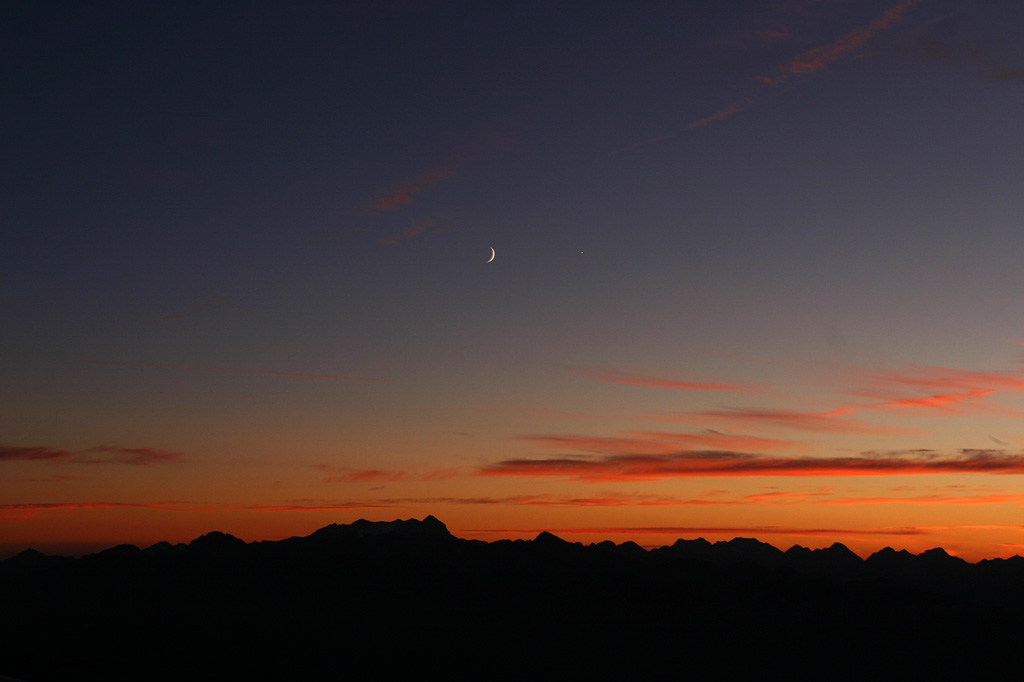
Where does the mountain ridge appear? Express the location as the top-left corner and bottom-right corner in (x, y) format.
(2, 515), (1013, 574)
(2, 516), (1022, 679)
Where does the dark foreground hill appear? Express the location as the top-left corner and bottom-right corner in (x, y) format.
(2, 517), (1022, 680)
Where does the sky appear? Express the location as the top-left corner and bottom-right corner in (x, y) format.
(4, 0), (1024, 562)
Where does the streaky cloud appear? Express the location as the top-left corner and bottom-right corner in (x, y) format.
(366, 166), (454, 213)
(685, 99), (754, 130)
(479, 449), (1024, 482)
(612, 0), (924, 152)
(875, 388), (995, 411)
(684, 406), (909, 435)
(851, 364), (1024, 415)
(763, 0), (924, 84)
(462, 525), (925, 538)
(524, 430), (802, 455)
(0, 444), (182, 466)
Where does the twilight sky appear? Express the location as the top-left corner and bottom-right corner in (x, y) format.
(4, 0), (1024, 561)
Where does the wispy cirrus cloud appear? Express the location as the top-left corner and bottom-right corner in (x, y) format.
(0, 445), (182, 466)
(615, 0), (924, 152)
(664, 362), (1024, 434)
(852, 365), (1024, 415)
(479, 449), (1024, 482)
(759, 0), (924, 85)
(875, 389), (995, 411)
(863, 366), (1024, 392)
(365, 167), (454, 213)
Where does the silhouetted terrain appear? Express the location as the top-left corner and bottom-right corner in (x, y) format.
(2, 517), (1021, 680)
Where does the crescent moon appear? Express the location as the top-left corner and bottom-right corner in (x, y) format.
(486, 247), (495, 263)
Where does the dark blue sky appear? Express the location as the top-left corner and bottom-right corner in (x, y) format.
(5, 1), (1024, 559)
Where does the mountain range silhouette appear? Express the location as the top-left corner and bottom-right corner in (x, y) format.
(2, 516), (1021, 680)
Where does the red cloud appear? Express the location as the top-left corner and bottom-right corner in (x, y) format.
(366, 167), (454, 212)
(479, 449), (1024, 482)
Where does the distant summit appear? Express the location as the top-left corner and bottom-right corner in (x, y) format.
(309, 514), (452, 542)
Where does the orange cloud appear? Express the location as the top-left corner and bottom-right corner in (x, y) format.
(479, 449), (1024, 482)
(876, 389), (995, 411)
(852, 365), (1024, 415)
(366, 167), (454, 212)
(869, 367), (1024, 392)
